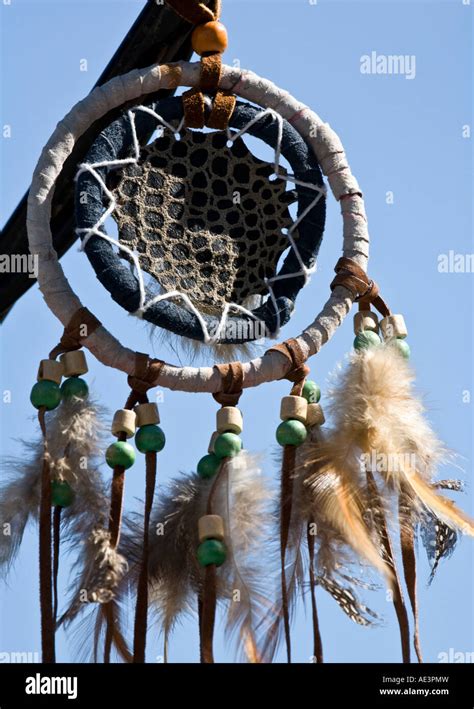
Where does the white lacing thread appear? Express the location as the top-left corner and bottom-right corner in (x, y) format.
(75, 106), (327, 343)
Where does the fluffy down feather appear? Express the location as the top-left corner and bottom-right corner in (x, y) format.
(0, 397), (108, 578)
(319, 344), (474, 535)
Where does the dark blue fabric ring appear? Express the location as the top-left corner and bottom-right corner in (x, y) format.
(75, 96), (326, 344)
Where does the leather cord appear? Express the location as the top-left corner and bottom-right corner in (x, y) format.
(38, 407), (55, 663)
(269, 338), (310, 663)
(399, 488), (423, 663)
(330, 257), (391, 318)
(49, 307), (101, 360)
(366, 470), (411, 663)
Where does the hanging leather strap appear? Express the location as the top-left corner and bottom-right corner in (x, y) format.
(307, 521), (323, 663)
(166, 0), (220, 24)
(52, 506), (62, 629)
(399, 489), (423, 663)
(38, 408), (55, 663)
(330, 257), (391, 318)
(268, 338), (310, 663)
(199, 459), (228, 663)
(199, 362), (243, 663)
(173, 0), (235, 130)
(49, 307), (101, 360)
(133, 450), (158, 663)
(366, 470), (411, 663)
(106, 353), (165, 662)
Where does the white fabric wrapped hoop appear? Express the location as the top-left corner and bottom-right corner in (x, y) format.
(27, 61), (370, 393)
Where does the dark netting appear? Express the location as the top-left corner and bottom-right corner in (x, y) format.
(111, 130), (297, 311)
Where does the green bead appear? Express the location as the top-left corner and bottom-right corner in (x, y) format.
(135, 424), (166, 453)
(214, 432), (242, 459)
(197, 539), (227, 567)
(276, 419), (307, 447)
(105, 441), (136, 469)
(61, 376), (89, 400)
(51, 480), (75, 508)
(197, 453), (221, 479)
(391, 338), (411, 359)
(353, 331), (382, 351)
(302, 380), (321, 404)
(30, 380), (62, 411)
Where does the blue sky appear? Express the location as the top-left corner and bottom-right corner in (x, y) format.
(1, 0), (472, 663)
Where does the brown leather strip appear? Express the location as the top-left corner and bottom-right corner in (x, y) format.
(207, 91), (236, 130)
(200, 459), (227, 663)
(52, 505), (61, 628)
(269, 338), (310, 392)
(307, 521), (323, 663)
(366, 470), (411, 663)
(200, 53), (222, 92)
(201, 564), (217, 663)
(49, 306), (101, 359)
(127, 352), (165, 396)
(133, 450), (158, 663)
(183, 88), (206, 128)
(330, 257), (391, 316)
(108, 465), (126, 549)
(38, 408), (55, 663)
(280, 445), (296, 663)
(165, 0), (218, 24)
(212, 361), (243, 407)
(399, 491), (423, 663)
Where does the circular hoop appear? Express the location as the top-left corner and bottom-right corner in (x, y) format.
(27, 61), (369, 393)
(75, 97), (326, 343)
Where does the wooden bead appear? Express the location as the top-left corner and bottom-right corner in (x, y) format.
(111, 409), (136, 439)
(191, 21), (228, 56)
(134, 402), (160, 426)
(280, 396), (308, 423)
(380, 314), (408, 340)
(59, 350), (88, 377)
(198, 515), (225, 542)
(216, 406), (243, 434)
(354, 310), (379, 335)
(306, 403), (325, 427)
(208, 431), (220, 453)
(37, 359), (63, 385)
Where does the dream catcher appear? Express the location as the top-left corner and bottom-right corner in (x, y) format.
(3, 0), (473, 665)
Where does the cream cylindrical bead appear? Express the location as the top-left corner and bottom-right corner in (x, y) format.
(380, 314), (407, 340)
(198, 515), (225, 542)
(112, 409), (137, 438)
(208, 431), (220, 453)
(37, 359), (63, 384)
(353, 310), (379, 334)
(134, 402), (160, 427)
(280, 396), (308, 423)
(216, 406), (243, 434)
(59, 350), (88, 377)
(306, 403), (325, 427)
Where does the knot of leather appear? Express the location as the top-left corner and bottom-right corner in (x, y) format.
(165, 0), (219, 24)
(269, 338), (310, 394)
(127, 352), (165, 402)
(49, 307), (101, 360)
(212, 361), (243, 407)
(330, 257), (390, 317)
(183, 55), (236, 130)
